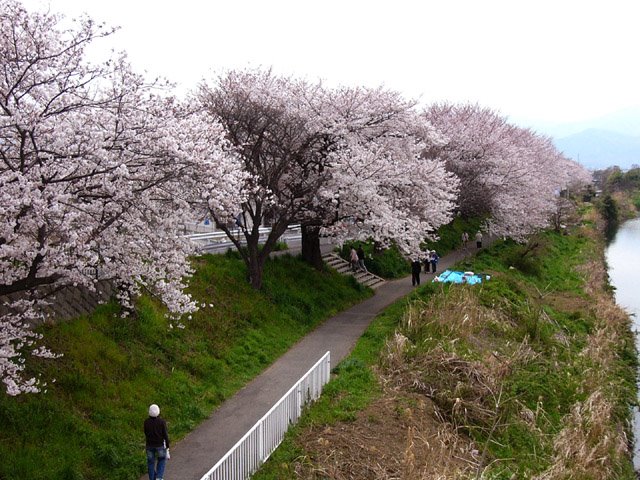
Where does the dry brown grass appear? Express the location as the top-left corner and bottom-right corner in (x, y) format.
(544, 292), (591, 316)
(394, 284), (525, 361)
(576, 257), (634, 392)
(294, 390), (479, 479)
(381, 335), (538, 439)
(310, 251), (633, 479)
(533, 390), (628, 480)
(576, 259), (608, 298)
(397, 286), (503, 340)
(374, 288), (549, 478)
(292, 289), (508, 479)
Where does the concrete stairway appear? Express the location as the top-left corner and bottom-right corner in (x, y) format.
(322, 253), (386, 289)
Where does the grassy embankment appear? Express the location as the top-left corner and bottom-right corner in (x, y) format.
(255, 206), (637, 479)
(0, 252), (371, 480)
(611, 190), (640, 221)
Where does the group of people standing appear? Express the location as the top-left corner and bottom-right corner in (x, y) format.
(411, 250), (439, 286)
(411, 230), (484, 287)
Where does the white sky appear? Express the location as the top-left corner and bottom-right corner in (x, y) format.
(19, 0), (640, 125)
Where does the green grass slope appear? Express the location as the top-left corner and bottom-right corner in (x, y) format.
(0, 253), (371, 480)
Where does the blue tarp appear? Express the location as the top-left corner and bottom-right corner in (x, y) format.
(433, 270), (489, 285)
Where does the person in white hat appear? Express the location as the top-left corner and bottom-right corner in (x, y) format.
(144, 404), (170, 480)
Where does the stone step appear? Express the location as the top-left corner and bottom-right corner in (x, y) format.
(321, 253), (386, 289)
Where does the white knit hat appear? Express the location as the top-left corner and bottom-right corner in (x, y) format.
(149, 404), (160, 417)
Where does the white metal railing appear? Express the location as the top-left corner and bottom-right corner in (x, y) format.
(185, 225), (302, 254)
(184, 224), (301, 241)
(181, 220), (219, 234)
(200, 351), (331, 480)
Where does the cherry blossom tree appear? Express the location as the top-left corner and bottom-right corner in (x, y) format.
(423, 103), (590, 241)
(489, 127), (591, 239)
(198, 69), (331, 288)
(0, 1), (244, 394)
(299, 86), (458, 266)
(423, 103), (515, 218)
(199, 70), (458, 283)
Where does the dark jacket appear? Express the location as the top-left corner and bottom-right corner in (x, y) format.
(411, 260), (422, 274)
(144, 416), (170, 449)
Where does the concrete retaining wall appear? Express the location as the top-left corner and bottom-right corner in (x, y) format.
(0, 280), (115, 326)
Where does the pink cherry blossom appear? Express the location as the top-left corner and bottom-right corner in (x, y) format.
(0, 0), (244, 394)
(424, 103), (590, 241)
(199, 69), (458, 284)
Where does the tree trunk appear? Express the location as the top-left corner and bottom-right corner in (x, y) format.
(243, 231), (265, 289)
(247, 248), (264, 289)
(301, 224), (323, 270)
(243, 217), (289, 290)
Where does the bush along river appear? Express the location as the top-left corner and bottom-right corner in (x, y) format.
(606, 217), (640, 471)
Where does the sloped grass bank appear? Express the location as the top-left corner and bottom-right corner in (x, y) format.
(255, 226), (636, 479)
(0, 254), (371, 480)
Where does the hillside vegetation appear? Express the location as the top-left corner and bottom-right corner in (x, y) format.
(0, 253), (371, 480)
(254, 208), (637, 479)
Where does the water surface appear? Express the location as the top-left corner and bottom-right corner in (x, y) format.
(605, 217), (640, 471)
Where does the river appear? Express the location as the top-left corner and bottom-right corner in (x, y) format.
(605, 217), (640, 471)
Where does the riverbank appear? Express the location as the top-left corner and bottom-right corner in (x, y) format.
(255, 205), (638, 479)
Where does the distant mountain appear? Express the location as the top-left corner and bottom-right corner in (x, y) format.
(554, 128), (640, 170)
(512, 107), (640, 170)
(515, 106), (640, 139)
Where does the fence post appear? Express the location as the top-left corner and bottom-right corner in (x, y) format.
(297, 382), (302, 418)
(326, 352), (331, 383)
(259, 420), (264, 462)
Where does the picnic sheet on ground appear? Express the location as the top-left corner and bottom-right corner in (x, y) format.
(433, 270), (489, 285)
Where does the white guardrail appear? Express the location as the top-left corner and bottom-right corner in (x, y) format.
(184, 225), (302, 254)
(199, 351), (331, 480)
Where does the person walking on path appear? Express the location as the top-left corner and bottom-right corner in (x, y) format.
(357, 245), (368, 272)
(430, 251), (439, 273)
(144, 404), (170, 480)
(462, 231), (469, 249)
(475, 231), (483, 249)
(350, 247), (359, 272)
(411, 259), (422, 286)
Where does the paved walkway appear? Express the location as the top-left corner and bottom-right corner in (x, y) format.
(152, 244), (484, 480)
